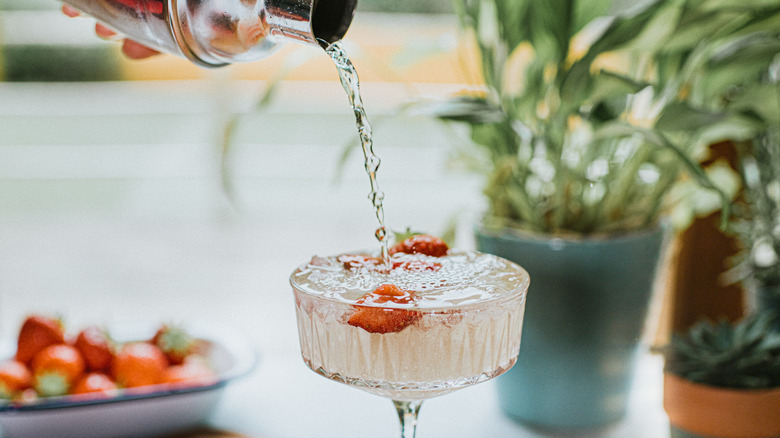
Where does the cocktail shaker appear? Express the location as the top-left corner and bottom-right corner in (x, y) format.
(61, 0), (357, 67)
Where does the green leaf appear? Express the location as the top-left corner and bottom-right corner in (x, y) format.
(729, 9), (780, 40)
(561, 0), (666, 102)
(412, 96), (506, 124)
(700, 0), (780, 12)
(573, 0), (613, 32)
(393, 228), (423, 242)
(730, 83), (780, 124)
(656, 103), (729, 132)
(529, 0), (572, 62)
(494, 0), (532, 50)
(709, 34), (780, 68)
(619, 0), (683, 53)
(661, 11), (745, 53)
(470, 120), (520, 158)
(586, 70), (649, 104)
(595, 121), (733, 227)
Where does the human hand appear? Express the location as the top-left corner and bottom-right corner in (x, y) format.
(62, 5), (160, 59)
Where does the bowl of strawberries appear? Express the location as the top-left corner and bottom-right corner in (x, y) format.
(0, 314), (256, 438)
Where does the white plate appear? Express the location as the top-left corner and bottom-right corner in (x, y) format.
(0, 321), (257, 438)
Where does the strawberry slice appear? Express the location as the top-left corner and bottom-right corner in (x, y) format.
(15, 315), (66, 366)
(347, 284), (421, 334)
(389, 234), (449, 257)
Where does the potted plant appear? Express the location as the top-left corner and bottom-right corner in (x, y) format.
(659, 312), (780, 438)
(730, 128), (780, 331)
(723, 87), (780, 330)
(416, 0), (780, 430)
(647, 0), (780, 332)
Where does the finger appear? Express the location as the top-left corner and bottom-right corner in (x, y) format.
(121, 40), (160, 59)
(62, 5), (80, 17)
(95, 23), (119, 40)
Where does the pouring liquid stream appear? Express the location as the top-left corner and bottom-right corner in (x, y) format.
(324, 41), (390, 264)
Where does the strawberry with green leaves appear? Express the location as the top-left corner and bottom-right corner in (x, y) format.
(31, 344), (85, 397)
(151, 325), (198, 365)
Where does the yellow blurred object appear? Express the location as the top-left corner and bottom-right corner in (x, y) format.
(117, 13), (477, 86)
(117, 53), (210, 81)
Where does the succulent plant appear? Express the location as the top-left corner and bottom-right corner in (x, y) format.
(659, 312), (780, 389)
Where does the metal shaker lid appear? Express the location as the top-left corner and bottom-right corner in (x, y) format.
(311, 0), (357, 47)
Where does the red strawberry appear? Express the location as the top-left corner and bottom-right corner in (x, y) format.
(16, 315), (66, 366)
(72, 372), (118, 396)
(112, 342), (168, 388)
(389, 234), (449, 257)
(0, 360), (32, 399)
(74, 327), (114, 373)
(31, 344), (86, 397)
(161, 356), (217, 389)
(151, 325), (196, 365)
(347, 284), (421, 334)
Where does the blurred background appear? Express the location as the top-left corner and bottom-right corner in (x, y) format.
(0, 0), (748, 344)
(0, 0), (482, 334)
(2, 1), (771, 436)
(0, 3), (565, 436)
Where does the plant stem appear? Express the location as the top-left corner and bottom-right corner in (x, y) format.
(393, 399), (423, 438)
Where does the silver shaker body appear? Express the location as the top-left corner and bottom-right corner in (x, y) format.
(60, 0), (357, 67)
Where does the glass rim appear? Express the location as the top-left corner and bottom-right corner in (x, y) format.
(289, 252), (530, 312)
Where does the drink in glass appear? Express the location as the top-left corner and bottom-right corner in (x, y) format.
(290, 237), (529, 437)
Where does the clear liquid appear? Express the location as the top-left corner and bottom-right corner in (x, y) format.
(325, 42), (390, 263)
(294, 293), (524, 400)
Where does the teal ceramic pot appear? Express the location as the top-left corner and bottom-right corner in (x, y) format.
(476, 224), (667, 431)
(754, 285), (780, 332)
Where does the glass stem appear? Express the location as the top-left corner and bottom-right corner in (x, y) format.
(393, 399), (423, 438)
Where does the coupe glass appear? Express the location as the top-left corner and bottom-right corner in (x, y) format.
(290, 250), (529, 437)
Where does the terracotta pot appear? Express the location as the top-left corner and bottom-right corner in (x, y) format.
(664, 373), (780, 438)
